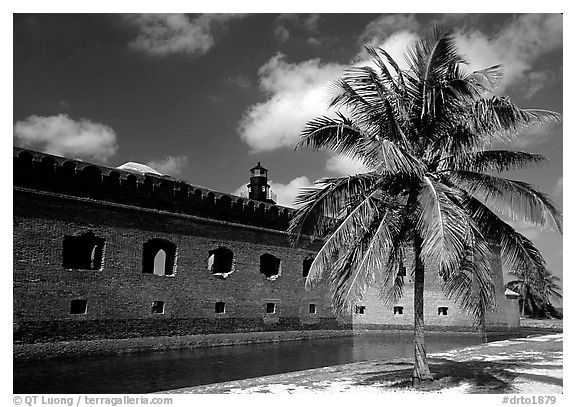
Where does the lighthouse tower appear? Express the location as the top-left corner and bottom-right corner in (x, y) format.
(248, 162), (275, 203)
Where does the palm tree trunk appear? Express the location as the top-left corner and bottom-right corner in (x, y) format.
(412, 234), (433, 385)
(522, 285), (527, 318)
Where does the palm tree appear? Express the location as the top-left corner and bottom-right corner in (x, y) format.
(507, 268), (562, 317)
(288, 27), (562, 385)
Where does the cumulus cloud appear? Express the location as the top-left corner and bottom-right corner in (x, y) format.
(354, 30), (419, 71)
(238, 30), (421, 154)
(325, 155), (369, 176)
(145, 155), (189, 176)
(238, 54), (345, 152)
(358, 14), (420, 47)
(125, 13), (243, 56)
(13, 114), (118, 162)
(233, 175), (314, 208)
(455, 14), (562, 95)
(269, 176), (315, 207)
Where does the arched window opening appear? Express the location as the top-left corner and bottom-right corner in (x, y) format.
(260, 253), (281, 281)
(208, 247), (234, 279)
(81, 166), (102, 194)
(302, 257), (314, 278)
(142, 239), (176, 276)
(153, 249), (167, 276)
(62, 231), (105, 270)
(62, 161), (77, 180)
(106, 171), (120, 189)
(40, 156), (56, 175)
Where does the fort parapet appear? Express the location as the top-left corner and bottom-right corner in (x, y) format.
(13, 147), (294, 231)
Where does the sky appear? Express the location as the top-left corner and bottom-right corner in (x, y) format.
(12, 13), (564, 293)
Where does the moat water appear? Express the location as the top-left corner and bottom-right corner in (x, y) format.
(14, 331), (522, 394)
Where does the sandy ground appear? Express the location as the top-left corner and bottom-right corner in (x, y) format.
(164, 332), (563, 394)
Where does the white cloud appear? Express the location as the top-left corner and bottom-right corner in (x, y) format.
(146, 156), (189, 176)
(358, 14), (420, 48)
(233, 175), (314, 208)
(270, 176), (315, 208)
(325, 155), (369, 176)
(13, 114), (118, 162)
(354, 30), (419, 72)
(125, 13), (243, 56)
(238, 54), (345, 152)
(455, 14), (562, 95)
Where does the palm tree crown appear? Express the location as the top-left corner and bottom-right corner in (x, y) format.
(288, 27), (562, 383)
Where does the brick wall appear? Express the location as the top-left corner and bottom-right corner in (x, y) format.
(353, 244), (514, 332)
(14, 189), (347, 343)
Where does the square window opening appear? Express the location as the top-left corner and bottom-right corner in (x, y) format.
(151, 301), (165, 314)
(215, 301), (226, 314)
(398, 265), (406, 277)
(70, 299), (87, 314)
(302, 258), (313, 278)
(266, 303), (276, 314)
(309, 304), (317, 314)
(394, 306), (404, 315)
(62, 232), (105, 270)
(355, 305), (366, 315)
(438, 306), (448, 316)
(260, 253), (281, 280)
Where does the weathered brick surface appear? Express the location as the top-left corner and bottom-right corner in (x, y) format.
(353, 244), (515, 332)
(13, 189), (345, 343)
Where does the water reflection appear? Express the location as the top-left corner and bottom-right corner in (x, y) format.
(14, 332), (489, 394)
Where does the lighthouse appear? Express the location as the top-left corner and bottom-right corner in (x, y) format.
(247, 162), (275, 203)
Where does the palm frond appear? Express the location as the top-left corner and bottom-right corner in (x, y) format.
(451, 150), (547, 173)
(296, 114), (378, 169)
(462, 196), (548, 276)
(442, 243), (496, 326)
(328, 199), (405, 314)
(329, 66), (411, 149)
(363, 44), (403, 95)
(415, 177), (471, 278)
(376, 229), (411, 308)
(288, 173), (381, 242)
(468, 65), (504, 93)
(367, 138), (426, 177)
(337, 202), (406, 309)
(300, 187), (382, 289)
(450, 170), (563, 233)
(470, 96), (561, 143)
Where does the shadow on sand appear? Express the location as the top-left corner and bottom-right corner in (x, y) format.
(354, 355), (562, 393)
